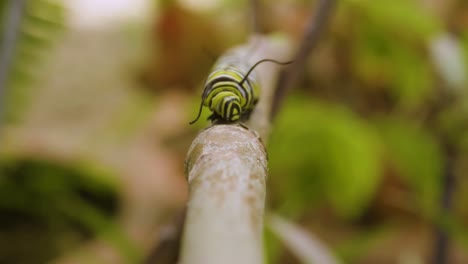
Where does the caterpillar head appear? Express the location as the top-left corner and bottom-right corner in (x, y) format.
(212, 91), (241, 122)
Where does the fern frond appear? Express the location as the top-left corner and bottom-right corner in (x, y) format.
(0, 0), (65, 123)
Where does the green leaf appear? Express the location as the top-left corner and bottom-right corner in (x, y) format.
(269, 96), (382, 219)
(350, 15), (434, 109)
(390, 45), (433, 108)
(344, 0), (442, 40)
(374, 117), (443, 214)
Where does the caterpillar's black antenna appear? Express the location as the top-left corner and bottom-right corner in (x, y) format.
(189, 74), (211, 125)
(189, 99), (204, 124)
(239, 59), (293, 86)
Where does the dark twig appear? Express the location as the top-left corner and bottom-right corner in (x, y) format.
(270, 0), (336, 120)
(250, 0), (262, 33)
(432, 142), (455, 264)
(429, 94), (458, 264)
(0, 0), (26, 125)
(145, 209), (186, 264)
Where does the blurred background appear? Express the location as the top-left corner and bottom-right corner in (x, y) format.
(0, 0), (467, 263)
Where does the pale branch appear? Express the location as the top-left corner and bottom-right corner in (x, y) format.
(179, 35), (291, 264)
(267, 214), (342, 264)
(270, 0), (336, 120)
(181, 125), (267, 264)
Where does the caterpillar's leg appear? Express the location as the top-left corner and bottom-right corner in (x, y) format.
(238, 122), (249, 129)
(240, 108), (255, 122)
(208, 112), (224, 124)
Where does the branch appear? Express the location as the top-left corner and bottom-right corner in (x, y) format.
(270, 0), (336, 120)
(180, 125), (267, 264)
(179, 35), (291, 264)
(0, 0), (26, 125)
(267, 214), (342, 264)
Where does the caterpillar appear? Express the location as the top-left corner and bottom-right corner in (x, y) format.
(190, 49), (291, 124)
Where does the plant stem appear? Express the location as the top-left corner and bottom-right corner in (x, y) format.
(432, 142), (456, 264)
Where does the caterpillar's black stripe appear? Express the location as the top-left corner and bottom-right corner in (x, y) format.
(206, 82), (251, 108)
(207, 75), (250, 96)
(207, 77), (249, 101)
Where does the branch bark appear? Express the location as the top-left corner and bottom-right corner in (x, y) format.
(179, 35), (291, 264)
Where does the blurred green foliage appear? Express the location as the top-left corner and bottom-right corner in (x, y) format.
(263, 0), (468, 261)
(266, 0), (467, 213)
(351, 24), (435, 108)
(0, 0), (65, 123)
(269, 96), (382, 220)
(0, 155), (127, 263)
(344, 0), (442, 40)
(374, 117), (443, 215)
(343, 0), (443, 109)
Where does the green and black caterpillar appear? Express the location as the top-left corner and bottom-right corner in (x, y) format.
(190, 48), (291, 124)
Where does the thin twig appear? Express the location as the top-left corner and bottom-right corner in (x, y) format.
(270, 0), (336, 120)
(432, 142), (455, 264)
(144, 210), (186, 264)
(250, 0), (261, 33)
(429, 95), (457, 264)
(267, 214), (342, 264)
(0, 0), (26, 125)
(427, 34), (466, 264)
